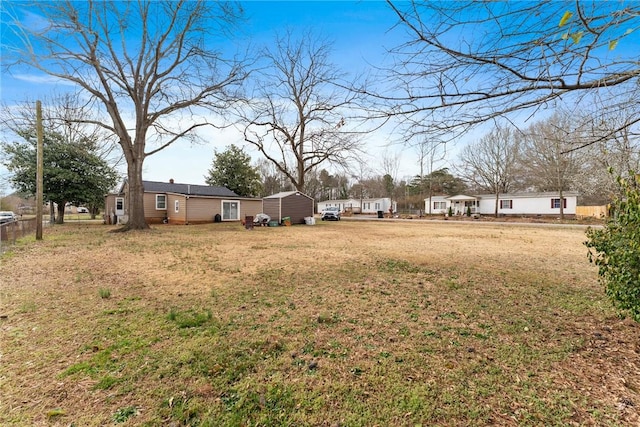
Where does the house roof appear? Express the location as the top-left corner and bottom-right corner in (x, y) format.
(427, 191), (579, 201)
(447, 194), (476, 201)
(142, 180), (239, 197)
(318, 198), (357, 203)
(319, 197), (390, 203)
(473, 191), (579, 199)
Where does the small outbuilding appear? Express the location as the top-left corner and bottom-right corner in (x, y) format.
(263, 191), (314, 225)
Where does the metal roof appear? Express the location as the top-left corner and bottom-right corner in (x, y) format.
(264, 191), (312, 200)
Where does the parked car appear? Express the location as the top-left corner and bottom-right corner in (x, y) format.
(0, 211), (18, 224)
(321, 206), (341, 221)
(77, 207), (89, 213)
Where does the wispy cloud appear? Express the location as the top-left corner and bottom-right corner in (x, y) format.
(12, 73), (76, 86)
(20, 10), (50, 32)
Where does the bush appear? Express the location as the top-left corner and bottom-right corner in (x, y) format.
(585, 173), (640, 321)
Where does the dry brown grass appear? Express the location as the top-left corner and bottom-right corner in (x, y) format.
(1, 220), (638, 426)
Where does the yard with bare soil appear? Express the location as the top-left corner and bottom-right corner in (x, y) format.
(1, 220), (638, 426)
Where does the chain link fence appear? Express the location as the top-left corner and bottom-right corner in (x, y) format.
(0, 219), (39, 253)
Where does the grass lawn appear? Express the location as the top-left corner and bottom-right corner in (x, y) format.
(1, 220), (638, 426)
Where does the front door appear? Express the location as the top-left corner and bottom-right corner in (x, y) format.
(115, 197), (124, 217)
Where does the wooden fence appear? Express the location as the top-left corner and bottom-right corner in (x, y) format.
(576, 205), (608, 219)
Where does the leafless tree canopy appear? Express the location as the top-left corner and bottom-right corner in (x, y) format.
(458, 126), (521, 216)
(240, 31), (366, 193)
(519, 113), (588, 217)
(384, 1), (640, 141)
(1, 94), (124, 178)
(4, 0), (247, 229)
(577, 104), (640, 203)
(520, 114), (585, 189)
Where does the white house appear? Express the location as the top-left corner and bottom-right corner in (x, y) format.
(425, 192), (579, 216)
(317, 198), (397, 214)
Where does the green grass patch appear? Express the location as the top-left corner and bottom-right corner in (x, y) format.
(94, 375), (120, 390)
(167, 308), (214, 329)
(113, 406), (137, 423)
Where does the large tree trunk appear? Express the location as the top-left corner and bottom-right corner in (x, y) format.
(124, 156), (149, 230)
(56, 202), (66, 224)
(296, 138), (305, 192)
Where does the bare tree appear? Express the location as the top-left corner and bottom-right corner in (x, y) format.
(4, 1), (247, 230)
(580, 105), (640, 203)
(384, 1), (640, 142)
(348, 160), (372, 213)
(520, 113), (587, 219)
(415, 138), (446, 214)
(1, 94), (124, 173)
(358, 176), (387, 199)
(52, 96), (124, 174)
(1, 94), (124, 218)
(255, 158), (292, 197)
(240, 31), (365, 193)
(380, 150), (400, 209)
(458, 126), (521, 217)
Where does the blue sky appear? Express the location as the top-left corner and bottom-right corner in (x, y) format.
(1, 1), (424, 193)
(1, 1), (638, 195)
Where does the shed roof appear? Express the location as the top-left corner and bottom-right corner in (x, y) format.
(264, 191), (313, 200)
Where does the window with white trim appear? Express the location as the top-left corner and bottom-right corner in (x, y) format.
(115, 197), (124, 212)
(500, 199), (513, 209)
(433, 201), (447, 210)
(174, 200), (179, 213)
(551, 198), (567, 209)
(222, 200), (239, 220)
(156, 194), (167, 210)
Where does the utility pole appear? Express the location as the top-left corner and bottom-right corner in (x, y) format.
(36, 101), (43, 240)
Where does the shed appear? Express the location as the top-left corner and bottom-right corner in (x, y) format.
(263, 191), (314, 224)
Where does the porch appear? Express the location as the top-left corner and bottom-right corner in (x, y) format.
(447, 195), (479, 215)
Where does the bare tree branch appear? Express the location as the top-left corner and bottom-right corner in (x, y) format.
(3, 0), (249, 229)
(237, 31), (368, 192)
(379, 1), (640, 143)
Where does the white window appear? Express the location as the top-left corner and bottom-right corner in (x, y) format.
(433, 201), (447, 210)
(222, 200), (239, 220)
(500, 199), (513, 209)
(115, 197), (124, 212)
(174, 200), (179, 213)
(156, 194), (166, 210)
(375, 202), (380, 210)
